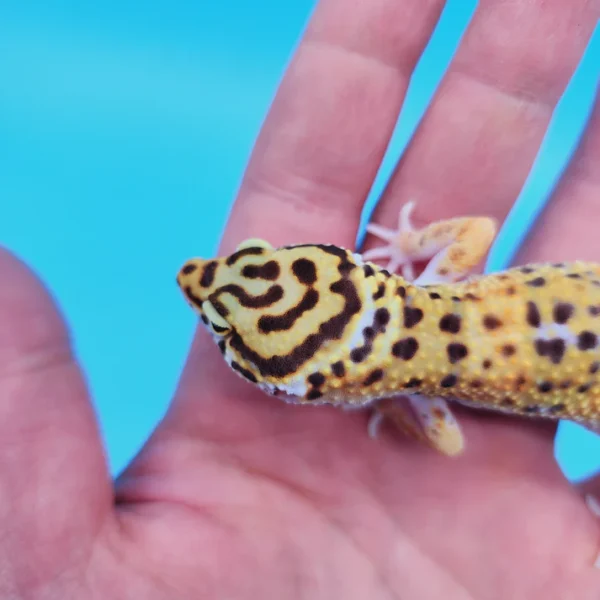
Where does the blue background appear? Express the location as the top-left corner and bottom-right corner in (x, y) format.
(1, 0), (599, 480)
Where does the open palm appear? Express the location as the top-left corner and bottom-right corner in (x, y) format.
(4, 1), (600, 598)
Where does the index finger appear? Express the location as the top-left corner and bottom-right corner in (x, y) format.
(219, 0), (448, 253)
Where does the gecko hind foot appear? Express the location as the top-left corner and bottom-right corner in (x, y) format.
(370, 394), (465, 457)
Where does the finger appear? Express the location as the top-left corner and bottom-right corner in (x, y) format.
(365, 0), (599, 246)
(0, 249), (112, 574)
(515, 90), (600, 265)
(153, 0), (450, 464)
(219, 0), (448, 253)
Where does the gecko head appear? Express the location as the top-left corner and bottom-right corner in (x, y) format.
(176, 238), (281, 341)
(177, 238), (357, 390)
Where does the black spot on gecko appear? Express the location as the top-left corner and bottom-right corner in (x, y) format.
(331, 361), (345, 377)
(578, 331), (598, 350)
(501, 344), (516, 357)
(397, 286), (406, 298)
(514, 375), (527, 390)
(567, 273), (582, 279)
(589, 305), (600, 316)
(526, 277), (546, 287)
(258, 289), (318, 333)
(553, 302), (574, 324)
(291, 244), (355, 275)
(200, 261), (219, 287)
(483, 315), (503, 330)
(577, 383), (592, 394)
(526, 301), (541, 328)
(373, 283), (386, 301)
(363, 369), (384, 386)
(242, 261), (280, 280)
(590, 361), (600, 374)
(211, 283), (283, 310)
(307, 372), (326, 387)
(439, 314), (461, 334)
(447, 343), (468, 364)
(429, 292), (442, 300)
(291, 258), (317, 285)
(403, 306), (424, 328)
(482, 359), (492, 370)
(520, 267), (535, 274)
(200, 313), (209, 325)
(538, 381), (553, 393)
(375, 308), (390, 328)
(534, 338), (566, 365)
(550, 403), (566, 413)
(181, 263), (198, 275)
(218, 340), (226, 355)
(350, 347), (370, 363)
(404, 377), (422, 388)
(523, 405), (539, 413)
(306, 389), (323, 401)
(363, 265), (375, 278)
(226, 246), (264, 265)
(440, 374), (458, 388)
(464, 293), (481, 301)
(392, 337), (419, 360)
(363, 327), (376, 340)
(470, 379), (483, 388)
(230, 361), (258, 383)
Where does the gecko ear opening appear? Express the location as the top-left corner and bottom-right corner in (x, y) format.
(236, 238), (273, 251)
(202, 300), (231, 334)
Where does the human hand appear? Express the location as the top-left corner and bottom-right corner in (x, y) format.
(4, 1), (600, 598)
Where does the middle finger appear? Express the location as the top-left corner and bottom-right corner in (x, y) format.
(366, 0), (600, 239)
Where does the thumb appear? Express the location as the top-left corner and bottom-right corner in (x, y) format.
(0, 248), (112, 589)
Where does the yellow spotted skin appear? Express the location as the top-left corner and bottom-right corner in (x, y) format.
(177, 242), (600, 430)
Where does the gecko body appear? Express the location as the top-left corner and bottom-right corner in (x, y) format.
(177, 204), (600, 456)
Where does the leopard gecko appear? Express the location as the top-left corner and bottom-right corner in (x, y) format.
(176, 201), (600, 458)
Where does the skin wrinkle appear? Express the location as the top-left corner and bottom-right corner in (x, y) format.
(304, 33), (427, 78)
(450, 66), (557, 113)
(307, 0), (445, 70)
(119, 432), (403, 596)
(171, 423), (472, 598)
(237, 464), (399, 599)
(0, 343), (74, 381)
(454, 0), (600, 106)
(353, 476), (476, 600)
(119, 461), (392, 598)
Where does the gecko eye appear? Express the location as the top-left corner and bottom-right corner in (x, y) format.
(201, 300), (231, 335)
(235, 238), (273, 251)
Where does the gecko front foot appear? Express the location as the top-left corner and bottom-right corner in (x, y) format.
(363, 200), (497, 285)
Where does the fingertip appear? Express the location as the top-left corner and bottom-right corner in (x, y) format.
(0, 245), (73, 376)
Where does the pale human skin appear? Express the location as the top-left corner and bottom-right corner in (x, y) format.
(3, 1), (600, 598)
